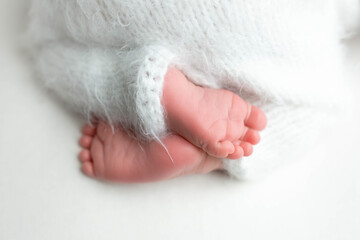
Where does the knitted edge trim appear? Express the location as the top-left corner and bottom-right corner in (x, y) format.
(135, 45), (175, 140)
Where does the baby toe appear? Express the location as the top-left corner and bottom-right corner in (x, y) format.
(245, 105), (267, 131)
(240, 142), (253, 157)
(206, 140), (235, 158)
(241, 129), (261, 145)
(82, 161), (95, 177)
(227, 145), (244, 159)
(79, 135), (93, 149)
(79, 149), (92, 162)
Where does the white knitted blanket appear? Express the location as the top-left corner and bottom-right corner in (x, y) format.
(27, 0), (359, 179)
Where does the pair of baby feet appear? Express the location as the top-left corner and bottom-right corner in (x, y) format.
(79, 68), (267, 183)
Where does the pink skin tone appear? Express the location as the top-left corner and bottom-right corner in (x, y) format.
(79, 123), (223, 183)
(79, 68), (267, 183)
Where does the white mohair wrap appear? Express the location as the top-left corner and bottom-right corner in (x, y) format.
(27, 0), (359, 179)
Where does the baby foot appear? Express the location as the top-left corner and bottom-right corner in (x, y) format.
(78, 122), (222, 183)
(163, 68), (267, 159)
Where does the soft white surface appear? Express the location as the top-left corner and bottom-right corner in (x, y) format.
(1, 1), (360, 239)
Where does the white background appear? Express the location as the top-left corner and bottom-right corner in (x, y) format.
(1, 0), (360, 239)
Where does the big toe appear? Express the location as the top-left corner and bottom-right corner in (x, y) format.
(245, 105), (267, 131)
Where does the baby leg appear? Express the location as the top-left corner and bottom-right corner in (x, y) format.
(79, 122), (222, 183)
(162, 68), (267, 159)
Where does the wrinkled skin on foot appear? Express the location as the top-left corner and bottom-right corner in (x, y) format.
(79, 122), (223, 183)
(163, 68), (267, 159)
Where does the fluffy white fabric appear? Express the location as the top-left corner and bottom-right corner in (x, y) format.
(27, 0), (359, 179)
